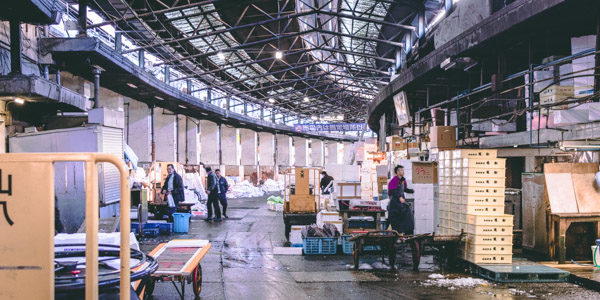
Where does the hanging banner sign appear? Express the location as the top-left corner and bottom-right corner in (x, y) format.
(294, 123), (367, 132)
(393, 91), (411, 127)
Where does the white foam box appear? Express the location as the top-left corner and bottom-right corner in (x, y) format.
(465, 241), (513, 255)
(459, 158), (505, 169)
(574, 102), (600, 121)
(458, 167), (506, 178)
(463, 204), (505, 215)
(553, 108), (589, 126)
(290, 226), (304, 245)
(452, 149), (498, 159)
(319, 210), (341, 222)
(467, 253), (512, 264)
(455, 177), (505, 187)
(274, 247), (303, 255)
(414, 218), (434, 234)
(467, 233), (513, 245)
(467, 223), (513, 236)
(467, 214), (513, 226)
(464, 195), (505, 206)
(539, 85), (574, 106)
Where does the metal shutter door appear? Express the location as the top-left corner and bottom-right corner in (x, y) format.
(99, 127), (124, 204)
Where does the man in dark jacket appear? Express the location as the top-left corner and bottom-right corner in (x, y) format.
(205, 166), (222, 222)
(215, 169), (229, 218)
(161, 164), (185, 221)
(320, 171), (334, 194)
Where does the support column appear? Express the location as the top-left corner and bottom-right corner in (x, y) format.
(9, 20), (22, 74)
(276, 134), (292, 167)
(311, 139), (324, 167)
(177, 115), (187, 163)
(220, 125), (239, 165)
(240, 128), (257, 165)
(343, 142), (355, 165)
(258, 132), (275, 166)
(187, 117), (200, 164)
(126, 99), (152, 162)
(77, 0), (88, 37)
(199, 120), (219, 165)
(155, 110), (177, 162)
(326, 141), (341, 164)
(294, 137), (308, 167)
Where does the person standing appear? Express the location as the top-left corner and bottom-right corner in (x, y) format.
(387, 165), (414, 234)
(320, 171), (334, 194)
(161, 164), (185, 222)
(215, 169), (229, 218)
(205, 166), (222, 222)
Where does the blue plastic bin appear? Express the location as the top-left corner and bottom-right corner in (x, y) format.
(341, 235), (380, 254)
(158, 222), (174, 234)
(173, 213), (191, 233)
(302, 237), (337, 255)
(143, 228), (160, 237)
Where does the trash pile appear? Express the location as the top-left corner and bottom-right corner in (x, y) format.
(267, 195), (284, 211)
(226, 178), (265, 198)
(421, 274), (488, 289)
(301, 223), (340, 238)
(261, 179), (284, 193)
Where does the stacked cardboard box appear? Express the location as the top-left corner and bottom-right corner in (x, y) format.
(438, 149), (513, 264)
(412, 162), (438, 234)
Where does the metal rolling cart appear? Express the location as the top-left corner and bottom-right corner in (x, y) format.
(144, 239), (212, 300)
(349, 231), (464, 271)
(282, 167), (321, 240)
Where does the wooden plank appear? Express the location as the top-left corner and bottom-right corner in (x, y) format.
(572, 173), (600, 213)
(545, 173), (578, 213)
(182, 243), (212, 274)
(544, 163), (598, 174)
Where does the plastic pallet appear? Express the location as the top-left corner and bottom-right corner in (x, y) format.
(460, 259), (570, 283)
(303, 237), (337, 255)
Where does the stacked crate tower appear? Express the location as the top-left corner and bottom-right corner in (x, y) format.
(438, 149), (513, 264)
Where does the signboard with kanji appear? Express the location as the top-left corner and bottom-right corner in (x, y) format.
(0, 161), (54, 299)
(294, 123), (367, 132)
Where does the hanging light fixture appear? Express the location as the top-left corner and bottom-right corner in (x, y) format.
(268, 98), (275, 103)
(303, 97), (310, 102)
(275, 50), (283, 60)
(217, 51), (226, 60)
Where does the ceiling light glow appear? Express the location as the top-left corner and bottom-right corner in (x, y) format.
(275, 51), (283, 59)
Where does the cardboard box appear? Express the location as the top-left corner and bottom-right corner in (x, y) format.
(430, 126), (456, 149)
(412, 162), (438, 184)
(539, 85), (574, 106)
(377, 176), (388, 194)
(289, 194), (316, 212)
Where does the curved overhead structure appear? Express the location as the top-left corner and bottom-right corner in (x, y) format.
(81, 0), (441, 125)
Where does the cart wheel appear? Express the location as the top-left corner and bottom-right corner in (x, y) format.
(193, 263), (203, 299)
(143, 278), (155, 300)
(411, 241), (421, 271)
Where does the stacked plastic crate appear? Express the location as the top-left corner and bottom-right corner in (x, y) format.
(437, 150), (452, 235)
(450, 149), (513, 264)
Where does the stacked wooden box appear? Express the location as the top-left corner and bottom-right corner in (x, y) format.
(438, 149), (513, 264)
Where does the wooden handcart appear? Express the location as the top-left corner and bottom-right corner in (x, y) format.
(143, 239), (212, 300)
(349, 231), (464, 271)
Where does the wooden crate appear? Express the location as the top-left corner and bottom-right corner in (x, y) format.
(455, 177), (505, 187)
(464, 186), (505, 197)
(460, 158), (506, 169)
(337, 182), (360, 199)
(466, 243), (513, 255)
(289, 194), (316, 213)
(294, 168), (311, 195)
(463, 204), (506, 215)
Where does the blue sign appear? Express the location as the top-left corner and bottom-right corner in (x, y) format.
(294, 123), (367, 132)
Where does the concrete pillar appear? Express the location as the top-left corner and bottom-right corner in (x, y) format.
(220, 125), (239, 165)
(98, 87), (124, 111)
(343, 142), (355, 165)
(200, 120), (219, 165)
(276, 134), (292, 166)
(240, 128), (257, 165)
(186, 117), (200, 165)
(126, 99), (151, 163)
(311, 139), (324, 167)
(155, 110), (177, 162)
(177, 115), (186, 163)
(258, 132), (275, 166)
(294, 137), (309, 167)
(326, 141), (341, 164)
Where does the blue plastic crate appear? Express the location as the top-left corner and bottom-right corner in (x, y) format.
(341, 235), (380, 254)
(143, 223), (161, 229)
(142, 228), (160, 237)
(341, 235), (354, 255)
(158, 223), (173, 234)
(302, 237), (337, 255)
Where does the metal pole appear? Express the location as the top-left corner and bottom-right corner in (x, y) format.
(150, 105), (156, 161)
(78, 0), (88, 37)
(9, 20), (22, 75)
(92, 68), (101, 108)
(115, 32), (122, 53)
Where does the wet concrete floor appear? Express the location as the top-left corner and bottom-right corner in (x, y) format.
(140, 195), (600, 299)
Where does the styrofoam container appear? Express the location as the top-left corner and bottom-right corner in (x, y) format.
(460, 158), (505, 169)
(455, 177), (505, 187)
(467, 224), (512, 235)
(464, 195), (504, 206)
(467, 233), (513, 245)
(467, 214), (513, 226)
(553, 109), (589, 126)
(463, 204), (505, 215)
(467, 253), (512, 264)
(290, 226), (304, 245)
(464, 186), (505, 197)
